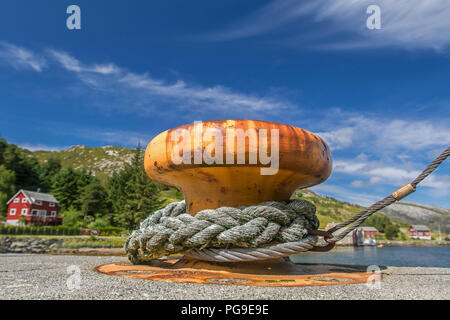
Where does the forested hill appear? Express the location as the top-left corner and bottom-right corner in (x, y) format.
(0, 138), (181, 230)
(33, 145), (136, 182)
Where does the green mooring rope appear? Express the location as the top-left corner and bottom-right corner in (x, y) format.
(125, 199), (319, 264)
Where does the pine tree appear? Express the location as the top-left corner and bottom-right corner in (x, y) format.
(77, 179), (111, 221)
(105, 168), (133, 214)
(51, 167), (94, 210)
(39, 157), (62, 192)
(0, 138), (41, 190)
(115, 144), (164, 230)
(0, 165), (16, 218)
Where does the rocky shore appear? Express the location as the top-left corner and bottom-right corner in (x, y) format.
(0, 237), (61, 254)
(378, 240), (449, 246)
(0, 237), (125, 256)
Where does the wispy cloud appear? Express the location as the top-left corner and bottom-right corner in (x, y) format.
(207, 0), (450, 51)
(0, 42), (46, 72)
(18, 143), (66, 152)
(72, 128), (152, 147)
(317, 116), (450, 154)
(48, 50), (121, 75)
(310, 183), (382, 206)
(313, 150), (450, 206)
(315, 113), (450, 203)
(46, 49), (291, 115)
(335, 157), (449, 189)
(316, 127), (354, 150)
(0, 43), (290, 117)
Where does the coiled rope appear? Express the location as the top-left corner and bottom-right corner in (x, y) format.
(125, 199), (320, 264)
(125, 146), (449, 263)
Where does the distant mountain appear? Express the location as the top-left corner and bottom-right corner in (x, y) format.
(33, 145), (136, 181)
(381, 202), (449, 233)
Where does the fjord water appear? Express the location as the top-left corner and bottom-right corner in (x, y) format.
(290, 246), (450, 268)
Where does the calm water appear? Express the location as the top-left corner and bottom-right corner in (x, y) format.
(290, 246), (450, 268)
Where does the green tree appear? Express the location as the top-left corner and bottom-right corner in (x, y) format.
(0, 138), (41, 190)
(364, 213), (392, 233)
(51, 167), (94, 210)
(62, 206), (84, 228)
(88, 214), (114, 229)
(77, 179), (111, 221)
(0, 165), (16, 218)
(114, 144), (163, 230)
(39, 157), (62, 191)
(385, 224), (399, 240)
(105, 170), (133, 216)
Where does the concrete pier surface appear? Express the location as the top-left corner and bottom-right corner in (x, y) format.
(0, 254), (449, 300)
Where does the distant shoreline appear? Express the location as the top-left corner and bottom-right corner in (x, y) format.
(378, 240), (450, 247)
(336, 240), (450, 247)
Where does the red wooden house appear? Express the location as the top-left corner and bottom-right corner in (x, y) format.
(5, 189), (62, 226)
(409, 225), (431, 240)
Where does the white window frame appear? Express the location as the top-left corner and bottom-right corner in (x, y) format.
(51, 211), (57, 217)
(39, 210), (47, 216)
(49, 202), (55, 207)
(21, 208), (28, 216)
(31, 210), (38, 216)
(14, 198), (20, 203)
(10, 208), (16, 216)
(36, 201), (42, 206)
(22, 198), (28, 203)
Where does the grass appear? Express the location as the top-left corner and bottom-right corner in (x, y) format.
(291, 189), (366, 228)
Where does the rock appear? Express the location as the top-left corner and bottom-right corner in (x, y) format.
(11, 242), (27, 248)
(0, 237), (56, 254)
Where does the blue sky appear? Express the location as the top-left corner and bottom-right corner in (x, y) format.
(0, 0), (449, 208)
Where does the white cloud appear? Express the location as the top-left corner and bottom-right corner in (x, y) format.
(376, 119), (450, 151)
(48, 50), (121, 75)
(317, 116), (450, 154)
(18, 143), (66, 152)
(91, 63), (121, 75)
(334, 155), (450, 196)
(71, 128), (153, 147)
(310, 183), (382, 206)
(118, 71), (288, 112)
(0, 42), (46, 72)
(47, 49), (290, 114)
(209, 0), (450, 51)
(317, 127), (354, 150)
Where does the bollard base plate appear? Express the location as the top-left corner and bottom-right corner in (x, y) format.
(95, 257), (377, 287)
